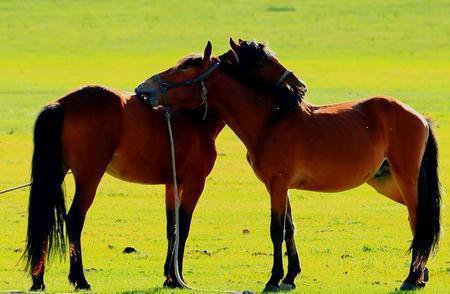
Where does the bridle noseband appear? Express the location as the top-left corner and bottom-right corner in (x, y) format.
(276, 69), (293, 87)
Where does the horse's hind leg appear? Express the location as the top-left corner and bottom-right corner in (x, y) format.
(369, 163), (427, 288)
(67, 169), (105, 290)
(386, 121), (433, 289)
(63, 128), (114, 289)
(388, 171), (429, 289)
(280, 196), (301, 290)
(60, 87), (122, 289)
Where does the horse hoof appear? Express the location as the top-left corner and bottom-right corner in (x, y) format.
(75, 282), (91, 291)
(399, 282), (416, 291)
(163, 279), (183, 289)
(400, 281), (425, 291)
(30, 283), (45, 292)
(279, 282), (296, 291)
(423, 268), (429, 282)
(400, 268), (429, 291)
(263, 285), (279, 292)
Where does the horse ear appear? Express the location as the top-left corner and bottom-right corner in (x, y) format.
(238, 38), (243, 43)
(203, 41), (212, 62)
(229, 37), (240, 52)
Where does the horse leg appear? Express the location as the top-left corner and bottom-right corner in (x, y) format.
(390, 173), (429, 290)
(368, 170), (430, 289)
(164, 179), (205, 288)
(280, 196), (301, 290)
(67, 172), (104, 290)
(163, 183), (183, 288)
(387, 126), (440, 290)
(264, 176), (288, 292)
(30, 240), (48, 291)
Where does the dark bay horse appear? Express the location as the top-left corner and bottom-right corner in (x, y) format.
(23, 43), (297, 291)
(136, 40), (441, 291)
(24, 86), (224, 291)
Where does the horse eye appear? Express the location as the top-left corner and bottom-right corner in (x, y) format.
(255, 62), (264, 69)
(178, 65), (188, 71)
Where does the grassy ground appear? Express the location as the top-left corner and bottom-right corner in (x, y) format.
(0, 0), (449, 292)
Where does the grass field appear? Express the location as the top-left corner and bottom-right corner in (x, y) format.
(1, 0), (449, 292)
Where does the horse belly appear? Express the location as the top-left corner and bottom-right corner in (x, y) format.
(105, 97), (172, 184)
(291, 135), (386, 192)
(106, 150), (170, 184)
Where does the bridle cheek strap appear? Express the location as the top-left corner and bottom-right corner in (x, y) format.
(153, 75), (170, 110)
(276, 69), (293, 86)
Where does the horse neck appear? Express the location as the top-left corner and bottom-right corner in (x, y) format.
(205, 110), (226, 139)
(206, 71), (276, 150)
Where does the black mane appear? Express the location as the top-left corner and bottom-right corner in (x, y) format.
(219, 40), (302, 117)
(238, 40), (276, 67)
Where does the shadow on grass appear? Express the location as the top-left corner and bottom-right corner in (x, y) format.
(121, 287), (186, 294)
(386, 288), (418, 294)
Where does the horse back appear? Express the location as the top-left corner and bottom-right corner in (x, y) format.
(58, 85), (125, 175)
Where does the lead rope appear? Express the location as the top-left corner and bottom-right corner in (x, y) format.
(164, 108), (189, 289)
(164, 108), (253, 294)
(0, 171), (73, 195)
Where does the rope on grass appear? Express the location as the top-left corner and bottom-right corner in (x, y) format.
(0, 171), (72, 195)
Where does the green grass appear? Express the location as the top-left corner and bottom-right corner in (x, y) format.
(1, 0), (449, 292)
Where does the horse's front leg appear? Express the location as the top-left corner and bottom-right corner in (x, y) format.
(163, 179), (205, 288)
(264, 176), (289, 292)
(280, 197), (301, 290)
(163, 184), (182, 287)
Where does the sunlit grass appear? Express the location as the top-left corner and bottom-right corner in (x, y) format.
(0, 0), (449, 293)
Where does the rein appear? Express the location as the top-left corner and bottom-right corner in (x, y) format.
(163, 108), (188, 289)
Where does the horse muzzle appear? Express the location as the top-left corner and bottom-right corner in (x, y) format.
(135, 82), (161, 107)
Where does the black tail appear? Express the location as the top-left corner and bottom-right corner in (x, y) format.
(410, 121), (441, 263)
(23, 103), (67, 272)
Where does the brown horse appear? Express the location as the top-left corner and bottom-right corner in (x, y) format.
(23, 86), (224, 290)
(135, 40), (441, 291)
(22, 43), (296, 291)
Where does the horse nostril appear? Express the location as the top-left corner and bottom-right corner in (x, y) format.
(135, 83), (145, 95)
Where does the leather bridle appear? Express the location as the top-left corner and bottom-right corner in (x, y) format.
(154, 62), (221, 110)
